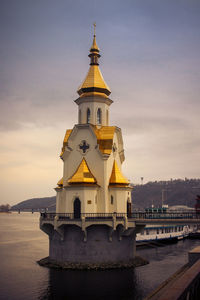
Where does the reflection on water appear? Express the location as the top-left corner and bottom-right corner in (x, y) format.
(0, 212), (200, 300)
(39, 269), (143, 300)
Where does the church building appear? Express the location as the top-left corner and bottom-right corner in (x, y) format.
(56, 28), (132, 218)
(39, 28), (142, 268)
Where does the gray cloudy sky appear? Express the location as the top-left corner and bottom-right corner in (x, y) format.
(0, 0), (200, 205)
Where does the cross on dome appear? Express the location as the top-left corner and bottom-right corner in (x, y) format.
(93, 22), (96, 36)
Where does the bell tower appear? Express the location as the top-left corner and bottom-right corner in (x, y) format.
(76, 24), (112, 127)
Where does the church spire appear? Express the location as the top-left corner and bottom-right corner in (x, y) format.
(89, 23), (100, 65)
(77, 24), (111, 97)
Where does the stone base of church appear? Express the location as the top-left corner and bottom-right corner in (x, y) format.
(40, 224), (147, 268)
(37, 255), (148, 270)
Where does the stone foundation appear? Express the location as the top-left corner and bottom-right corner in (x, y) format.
(37, 255), (148, 270)
(41, 223), (142, 267)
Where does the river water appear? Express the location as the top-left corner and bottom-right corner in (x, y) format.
(0, 212), (200, 300)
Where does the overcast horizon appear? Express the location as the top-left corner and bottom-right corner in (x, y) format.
(0, 0), (200, 205)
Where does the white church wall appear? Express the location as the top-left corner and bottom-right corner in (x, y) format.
(108, 188), (131, 213)
(62, 126), (109, 212)
(58, 117), (130, 214)
(78, 97), (110, 126)
(63, 186), (98, 214)
(56, 188), (66, 213)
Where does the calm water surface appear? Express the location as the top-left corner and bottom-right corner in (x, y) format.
(0, 212), (200, 300)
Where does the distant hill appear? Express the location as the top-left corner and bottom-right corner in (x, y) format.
(11, 196), (56, 211)
(132, 178), (200, 209)
(11, 178), (200, 211)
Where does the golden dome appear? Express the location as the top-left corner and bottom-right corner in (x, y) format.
(77, 65), (111, 96)
(77, 28), (111, 97)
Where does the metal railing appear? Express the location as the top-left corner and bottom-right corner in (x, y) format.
(40, 211), (200, 221)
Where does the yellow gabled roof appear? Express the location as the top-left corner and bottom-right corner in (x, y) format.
(109, 160), (129, 185)
(68, 158), (97, 184)
(60, 129), (72, 156)
(77, 65), (111, 96)
(57, 178), (63, 187)
(92, 125), (116, 155)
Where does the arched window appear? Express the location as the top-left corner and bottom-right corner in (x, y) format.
(127, 199), (131, 218)
(111, 195), (114, 205)
(79, 109), (81, 124)
(97, 108), (102, 125)
(87, 108), (90, 123)
(74, 198), (81, 219)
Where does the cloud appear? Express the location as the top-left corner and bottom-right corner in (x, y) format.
(0, 90), (77, 131)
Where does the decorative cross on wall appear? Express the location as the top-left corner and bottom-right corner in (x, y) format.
(79, 140), (90, 154)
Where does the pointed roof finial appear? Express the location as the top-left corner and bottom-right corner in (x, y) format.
(77, 26), (111, 97)
(93, 22), (96, 36)
(90, 23), (99, 53)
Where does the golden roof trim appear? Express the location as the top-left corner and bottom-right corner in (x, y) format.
(65, 183), (99, 188)
(60, 129), (72, 156)
(92, 125), (116, 155)
(57, 178), (63, 186)
(109, 184), (131, 188)
(68, 158), (97, 184)
(109, 160), (129, 185)
(79, 91), (108, 99)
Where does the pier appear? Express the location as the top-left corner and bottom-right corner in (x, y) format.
(145, 246), (200, 300)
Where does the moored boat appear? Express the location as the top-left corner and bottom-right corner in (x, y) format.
(136, 205), (198, 245)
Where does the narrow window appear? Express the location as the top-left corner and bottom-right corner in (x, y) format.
(87, 108), (90, 123)
(97, 108), (102, 125)
(111, 195), (114, 205)
(79, 109), (81, 123)
(106, 110), (109, 125)
(74, 198), (81, 219)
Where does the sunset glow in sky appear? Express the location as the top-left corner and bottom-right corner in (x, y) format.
(1, 0), (200, 205)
